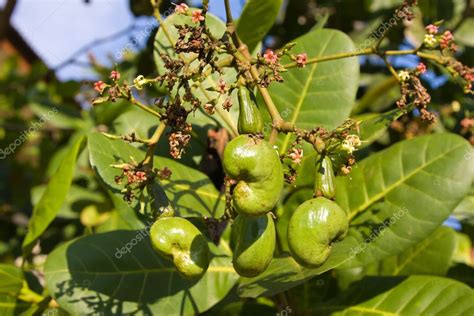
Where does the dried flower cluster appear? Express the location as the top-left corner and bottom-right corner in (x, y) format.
(112, 162), (173, 203)
(113, 163), (150, 202)
(396, 68), (434, 122)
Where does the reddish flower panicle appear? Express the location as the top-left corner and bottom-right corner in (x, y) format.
(440, 31), (454, 49)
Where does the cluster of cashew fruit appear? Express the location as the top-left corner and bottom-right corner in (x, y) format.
(148, 87), (349, 279)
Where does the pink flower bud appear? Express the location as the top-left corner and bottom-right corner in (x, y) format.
(191, 10), (205, 23)
(296, 53), (308, 68)
(425, 24), (438, 34)
(263, 49), (278, 64)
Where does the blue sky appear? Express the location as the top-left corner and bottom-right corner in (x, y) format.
(2, 0), (244, 80)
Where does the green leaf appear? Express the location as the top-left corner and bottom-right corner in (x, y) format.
(347, 227), (456, 279)
(112, 106), (158, 140)
(31, 184), (107, 219)
(338, 227), (458, 289)
(317, 276), (474, 315)
(352, 75), (399, 114)
(109, 193), (148, 230)
(44, 231), (238, 315)
(358, 108), (405, 148)
(0, 264), (23, 295)
(452, 232), (472, 266)
(365, 0), (403, 12)
(88, 132), (225, 218)
(456, 18), (474, 46)
(22, 135), (86, 255)
(336, 133), (473, 267)
(112, 107), (210, 168)
(0, 265), (29, 316)
(207, 301), (278, 316)
(236, 0), (283, 52)
(453, 195), (474, 224)
(29, 103), (87, 130)
(271, 29), (359, 153)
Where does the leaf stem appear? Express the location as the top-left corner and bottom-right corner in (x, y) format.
(129, 95), (162, 118)
(143, 123), (167, 168)
(284, 47), (375, 69)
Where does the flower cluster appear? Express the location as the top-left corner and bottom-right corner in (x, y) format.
(112, 162), (173, 203)
(162, 98), (193, 159)
(255, 44), (298, 87)
(257, 49), (285, 87)
(423, 24), (457, 53)
(445, 59), (474, 93)
(396, 65), (434, 122)
(113, 163), (151, 203)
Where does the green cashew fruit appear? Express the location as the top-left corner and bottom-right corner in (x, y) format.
(287, 197), (349, 268)
(232, 213), (275, 277)
(237, 86), (263, 134)
(150, 217), (210, 278)
(315, 155), (335, 199)
(223, 135), (284, 217)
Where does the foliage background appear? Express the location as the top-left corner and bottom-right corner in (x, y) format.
(0, 0), (473, 315)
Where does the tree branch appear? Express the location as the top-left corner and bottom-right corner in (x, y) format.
(0, 0), (17, 39)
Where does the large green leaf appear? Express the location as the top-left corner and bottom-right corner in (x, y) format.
(371, 226), (456, 276)
(88, 132), (225, 218)
(358, 108), (404, 148)
(153, 10), (239, 136)
(453, 195), (474, 224)
(44, 231), (238, 315)
(112, 106), (210, 168)
(365, 0), (404, 12)
(0, 264), (23, 295)
(456, 18), (474, 46)
(336, 133), (473, 267)
(270, 29), (359, 153)
(236, 0), (283, 52)
(22, 135), (86, 255)
(337, 226), (457, 288)
(31, 184), (107, 219)
(0, 265), (29, 315)
(316, 276), (474, 315)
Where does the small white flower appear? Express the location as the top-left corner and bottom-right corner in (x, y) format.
(423, 34), (437, 48)
(398, 70), (410, 82)
(341, 140), (356, 154)
(346, 134), (361, 147)
(341, 135), (361, 154)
